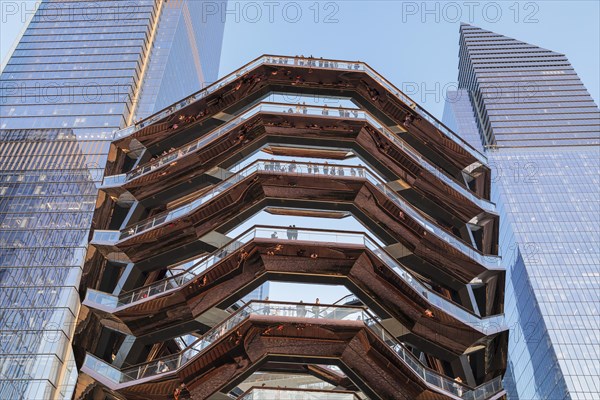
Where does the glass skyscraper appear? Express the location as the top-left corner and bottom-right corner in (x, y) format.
(0, 1), (225, 398)
(444, 24), (600, 400)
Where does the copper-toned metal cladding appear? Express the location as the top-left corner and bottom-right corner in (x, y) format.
(76, 56), (507, 400)
(118, 172), (492, 280)
(95, 239), (493, 355)
(304, 364), (357, 389)
(117, 59), (489, 197)
(119, 112), (494, 227)
(96, 316), (454, 400)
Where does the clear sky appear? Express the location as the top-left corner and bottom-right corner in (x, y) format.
(2, 1), (599, 118)
(218, 0), (600, 118)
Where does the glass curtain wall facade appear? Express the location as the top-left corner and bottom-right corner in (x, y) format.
(457, 23), (599, 148)
(135, 0), (226, 120)
(443, 89), (485, 154)
(444, 24), (600, 400)
(0, 1), (225, 398)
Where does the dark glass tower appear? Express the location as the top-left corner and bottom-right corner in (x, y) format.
(0, 1), (225, 398)
(74, 55), (508, 399)
(444, 24), (600, 400)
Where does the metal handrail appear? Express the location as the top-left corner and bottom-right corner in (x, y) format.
(85, 225), (505, 332)
(115, 160), (500, 267)
(114, 55), (487, 164)
(105, 102), (494, 212)
(82, 300), (503, 399)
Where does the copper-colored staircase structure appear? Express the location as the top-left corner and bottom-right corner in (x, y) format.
(74, 55), (507, 400)
(81, 302), (505, 400)
(84, 227), (505, 353)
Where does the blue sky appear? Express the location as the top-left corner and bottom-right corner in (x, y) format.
(2, 1), (598, 118)
(218, 0), (600, 118)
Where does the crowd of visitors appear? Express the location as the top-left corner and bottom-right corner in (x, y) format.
(264, 159), (365, 177)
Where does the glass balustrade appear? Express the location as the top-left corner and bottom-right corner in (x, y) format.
(86, 289), (118, 308)
(83, 353), (122, 383)
(86, 225), (504, 333)
(241, 372), (338, 390)
(116, 160), (500, 269)
(102, 174), (126, 187)
(83, 301), (502, 399)
(462, 376), (504, 400)
(91, 230), (121, 244)
(112, 56), (486, 166)
(113, 126), (135, 140)
(333, 294), (361, 306)
(105, 102), (493, 213)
